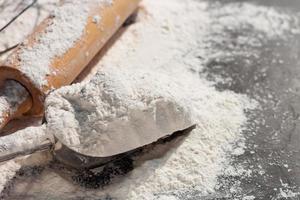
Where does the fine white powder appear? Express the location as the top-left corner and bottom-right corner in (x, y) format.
(46, 68), (194, 157)
(18, 0), (114, 89)
(42, 0), (257, 198)
(211, 3), (300, 39)
(93, 15), (102, 24)
(19, 0), (91, 88)
(0, 0), (258, 198)
(2, 0), (298, 199)
(0, 0), (60, 62)
(0, 161), (21, 193)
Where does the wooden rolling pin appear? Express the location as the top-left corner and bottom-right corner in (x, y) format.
(0, 0), (140, 130)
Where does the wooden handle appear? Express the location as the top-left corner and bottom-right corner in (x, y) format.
(0, 0), (140, 127)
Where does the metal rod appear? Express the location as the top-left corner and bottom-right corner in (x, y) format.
(0, 125), (51, 163)
(0, 141), (52, 163)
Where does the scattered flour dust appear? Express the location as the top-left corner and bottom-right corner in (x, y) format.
(211, 3), (300, 38)
(0, 161), (21, 193)
(0, 0), (259, 199)
(0, 0), (60, 61)
(43, 0), (257, 199)
(0, 126), (48, 194)
(5, 0), (300, 199)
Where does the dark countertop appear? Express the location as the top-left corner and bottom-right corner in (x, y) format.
(202, 0), (300, 199)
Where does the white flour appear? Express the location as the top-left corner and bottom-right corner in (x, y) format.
(0, 0), (60, 61)
(0, 1), (58, 191)
(211, 3), (300, 39)
(0, 161), (21, 193)
(0, 0), (258, 198)
(46, 68), (194, 157)
(0, 125), (48, 156)
(8, 0), (257, 198)
(19, 0), (91, 88)
(4, 0), (300, 199)
(18, 0), (113, 89)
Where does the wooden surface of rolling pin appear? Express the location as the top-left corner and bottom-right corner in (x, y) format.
(0, 0), (140, 129)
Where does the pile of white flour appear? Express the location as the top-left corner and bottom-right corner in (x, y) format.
(0, 0), (275, 199)
(46, 67), (194, 157)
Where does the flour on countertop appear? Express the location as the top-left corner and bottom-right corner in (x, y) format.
(3, 0), (299, 199)
(0, 0), (258, 198)
(42, 0), (257, 198)
(0, 125), (51, 195)
(211, 3), (300, 39)
(0, 161), (21, 193)
(0, 0), (60, 61)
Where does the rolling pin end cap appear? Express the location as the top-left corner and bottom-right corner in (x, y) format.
(0, 65), (45, 117)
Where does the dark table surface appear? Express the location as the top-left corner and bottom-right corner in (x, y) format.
(202, 0), (300, 199)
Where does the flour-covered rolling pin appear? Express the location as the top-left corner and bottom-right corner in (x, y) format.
(0, 0), (140, 129)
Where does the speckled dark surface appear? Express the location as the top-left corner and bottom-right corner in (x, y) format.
(202, 0), (300, 199)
